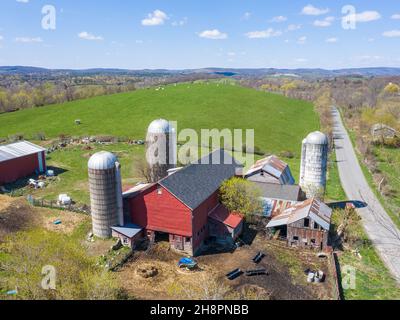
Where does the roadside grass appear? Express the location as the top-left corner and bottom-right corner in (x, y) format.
(326, 152), (347, 202)
(331, 210), (400, 300)
(347, 129), (400, 229)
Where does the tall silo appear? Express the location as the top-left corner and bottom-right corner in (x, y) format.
(300, 131), (329, 199)
(146, 119), (177, 182)
(88, 151), (124, 238)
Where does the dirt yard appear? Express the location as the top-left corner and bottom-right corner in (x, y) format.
(0, 195), (90, 239)
(118, 227), (336, 300)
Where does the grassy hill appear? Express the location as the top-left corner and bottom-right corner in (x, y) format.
(0, 81), (342, 203)
(0, 82), (319, 156)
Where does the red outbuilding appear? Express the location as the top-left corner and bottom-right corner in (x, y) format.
(123, 149), (244, 256)
(0, 141), (46, 185)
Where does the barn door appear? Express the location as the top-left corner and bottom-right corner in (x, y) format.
(174, 236), (184, 250)
(38, 152), (44, 173)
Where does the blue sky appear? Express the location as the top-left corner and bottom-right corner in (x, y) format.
(0, 0), (399, 69)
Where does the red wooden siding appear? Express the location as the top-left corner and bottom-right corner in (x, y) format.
(192, 191), (219, 249)
(0, 151), (45, 185)
(128, 184), (193, 237)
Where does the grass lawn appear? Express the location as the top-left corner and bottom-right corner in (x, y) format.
(331, 210), (400, 300)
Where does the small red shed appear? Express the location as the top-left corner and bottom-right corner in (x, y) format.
(123, 149), (244, 256)
(0, 141), (46, 185)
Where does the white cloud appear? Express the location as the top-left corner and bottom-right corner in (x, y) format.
(198, 29), (228, 40)
(270, 16), (287, 23)
(245, 28), (282, 39)
(78, 31), (103, 41)
(142, 10), (168, 26)
(172, 17), (188, 27)
(227, 52), (236, 56)
(16, 0), (29, 3)
(326, 37), (338, 43)
(15, 37), (43, 43)
(313, 16), (335, 27)
(301, 4), (330, 16)
(391, 14), (400, 20)
(344, 11), (381, 23)
(295, 58), (308, 63)
(0, 36), (3, 41)
(383, 30), (400, 38)
(287, 24), (302, 31)
(297, 36), (307, 44)
(242, 12), (252, 20)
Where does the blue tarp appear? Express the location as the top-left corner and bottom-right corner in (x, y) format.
(178, 258), (197, 268)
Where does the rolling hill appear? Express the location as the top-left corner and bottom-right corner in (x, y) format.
(0, 82), (319, 156)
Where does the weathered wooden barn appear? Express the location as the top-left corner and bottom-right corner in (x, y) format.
(253, 182), (306, 218)
(245, 155), (295, 185)
(266, 198), (332, 250)
(123, 149), (244, 256)
(0, 141), (46, 185)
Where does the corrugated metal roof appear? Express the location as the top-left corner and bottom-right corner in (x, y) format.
(266, 198), (332, 231)
(0, 141), (46, 163)
(245, 155), (295, 185)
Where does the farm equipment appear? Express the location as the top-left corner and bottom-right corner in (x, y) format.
(252, 252), (265, 264)
(245, 269), (268, 277)
(178, 257), (198, 270)
(226, 268), (243, 280)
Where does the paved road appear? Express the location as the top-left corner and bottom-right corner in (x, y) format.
(332, 107), (400, 283)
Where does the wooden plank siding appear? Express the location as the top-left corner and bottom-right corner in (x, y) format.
(287, 217), (329, 250)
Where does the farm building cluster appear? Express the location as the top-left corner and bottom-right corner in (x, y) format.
(0, 119), (333, 256)
(86, 120), (333, 255)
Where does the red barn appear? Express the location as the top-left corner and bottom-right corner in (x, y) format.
(0, 141), (46, 185)
(123, 149), (244, 256)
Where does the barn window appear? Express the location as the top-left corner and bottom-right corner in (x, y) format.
(311, 239), (316, 245)
(293, 236), (299, 241)
(185, 237), (191, 243)
(304, 218), (310, 228)
(314, 222), (319, 230)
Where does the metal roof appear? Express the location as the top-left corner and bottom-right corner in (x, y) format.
(159, 149), (242, 210)
(111, 223), (143, 238)
(88, 151), (117, 170)
(267, 198), (332, 230)
(253, 182), (303, 201)
(306, 131), (329, 145)
(245, 155), (295, 185)
(0, 141), (46, 163)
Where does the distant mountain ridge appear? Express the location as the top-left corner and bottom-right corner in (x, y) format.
(1, 66), (400, 78)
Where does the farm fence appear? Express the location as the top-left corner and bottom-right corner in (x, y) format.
(26, 195), (91, 215)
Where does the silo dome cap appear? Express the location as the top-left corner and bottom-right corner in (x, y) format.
(147, 119), (174, 134)
(88, 151), (117, 170)
(306, 131), (329, 145)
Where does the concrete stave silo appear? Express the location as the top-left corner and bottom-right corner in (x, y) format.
(146, 119), (177, 182)
(300, 131), (329, 199)
(88, 151), (124, 238)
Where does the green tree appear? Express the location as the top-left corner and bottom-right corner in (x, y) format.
(219, 178), (263, 220)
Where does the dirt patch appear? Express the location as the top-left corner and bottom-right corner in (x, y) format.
(0, 196), (40, 240)
(118, 231), (336, 300)
(41, 208), (88, 234)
